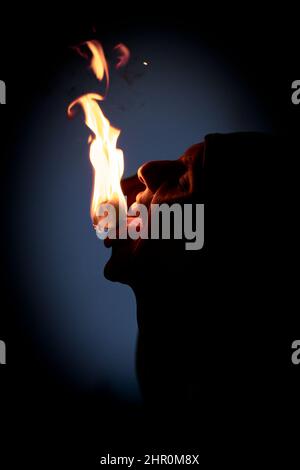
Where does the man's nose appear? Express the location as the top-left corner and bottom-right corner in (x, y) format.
(138, 160), (184, 193)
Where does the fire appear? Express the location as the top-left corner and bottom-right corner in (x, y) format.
(114, 43), (130, 69)
(87, 41), (109, 85)
(68, 40), (127, 227)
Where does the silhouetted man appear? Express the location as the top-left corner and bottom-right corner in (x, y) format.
(103, 133), (286, 450)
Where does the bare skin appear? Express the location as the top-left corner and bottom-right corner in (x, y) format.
(103, 142), (205, 283)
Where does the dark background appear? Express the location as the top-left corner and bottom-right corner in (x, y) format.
(0, 7), (299, 466)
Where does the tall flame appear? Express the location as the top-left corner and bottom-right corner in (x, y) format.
(68, 40), (127, 225)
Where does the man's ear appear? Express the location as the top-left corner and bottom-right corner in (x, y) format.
(121, 175), (145, 207)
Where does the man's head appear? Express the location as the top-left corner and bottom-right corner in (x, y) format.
(103, 142), (205, 284)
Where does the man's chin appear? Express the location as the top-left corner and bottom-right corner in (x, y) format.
(103, 239), (140, 284)
(104, 256), (128, 283)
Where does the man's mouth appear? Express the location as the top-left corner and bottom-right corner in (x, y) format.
(103, 216), (141, 248)
(102, 189), (154, 249)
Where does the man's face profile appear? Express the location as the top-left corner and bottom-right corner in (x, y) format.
(103, 142), (205, 283)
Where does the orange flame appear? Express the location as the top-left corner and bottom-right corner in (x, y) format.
(68, 40), (127, 225)
(87, 41), (109, 87)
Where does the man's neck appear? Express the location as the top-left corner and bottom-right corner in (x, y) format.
(131, 272), (197, 331)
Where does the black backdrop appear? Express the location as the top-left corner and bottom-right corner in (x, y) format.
(0, 7), (299, 467)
